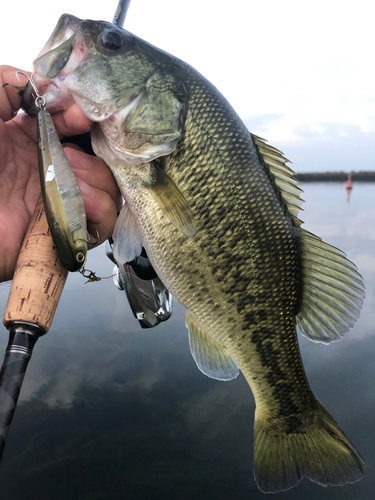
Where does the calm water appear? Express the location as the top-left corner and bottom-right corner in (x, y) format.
(0, 182), (374, 500)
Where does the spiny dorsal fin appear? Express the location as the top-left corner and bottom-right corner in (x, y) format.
(113, 202), (143, 265)
(185, 310), (239, 381)
(251, 134), (304, 226)
(297, 229), (365, 343)
(147, 163), (196, 238)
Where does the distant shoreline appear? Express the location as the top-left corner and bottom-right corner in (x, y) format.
(295, 171), (375, 182)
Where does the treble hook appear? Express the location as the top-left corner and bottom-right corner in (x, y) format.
(15, 71), (46, 109)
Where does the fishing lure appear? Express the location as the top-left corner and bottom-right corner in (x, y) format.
(17, 72), (88, 272)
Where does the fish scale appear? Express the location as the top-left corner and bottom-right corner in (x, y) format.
(29, 14), (365, 492)
(117, 68), (314, 420)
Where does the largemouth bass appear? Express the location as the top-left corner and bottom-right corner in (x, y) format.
(25, 14), (365, 492)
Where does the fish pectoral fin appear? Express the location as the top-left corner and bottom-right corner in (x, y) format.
(297, 228), (365, 343)
(147, 163), (196, 238)
(185, 310), (239, 381)
(112, 202), (143, 265)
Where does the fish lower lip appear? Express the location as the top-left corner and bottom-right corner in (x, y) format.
(38, 80), (58, 95)
(20, 76), (60, 115)
(37, 82), (63, 111)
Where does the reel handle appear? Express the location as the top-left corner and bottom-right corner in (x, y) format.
(3, 194), (68, 333)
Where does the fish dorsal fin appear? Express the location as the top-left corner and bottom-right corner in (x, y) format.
(185, 310), (239, 381)
(147, 163), (196, 238)
(113, 202), (143, 265)
(251, 134), (304, 225)
(251, 134), (365, 341)
(297, 229), (365, 343)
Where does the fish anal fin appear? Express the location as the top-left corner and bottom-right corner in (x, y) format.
(297, 229), (365, 343)
(147, 163), (196, 238)
(253, 401), (364, 493)
(185, 310), (239, 381)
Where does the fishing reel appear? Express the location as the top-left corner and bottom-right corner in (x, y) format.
(106, 239), (173, 329)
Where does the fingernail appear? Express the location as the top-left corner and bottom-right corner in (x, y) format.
(78, 180), (95, 199)
(64, 147), (93, 171)
(63, 143), (84, 152)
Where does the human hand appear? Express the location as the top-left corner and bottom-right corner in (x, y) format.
(0, 65), (122, 282)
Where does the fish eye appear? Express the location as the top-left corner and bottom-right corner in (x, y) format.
(76, 251), (85, 263)
(100, 30), (123, 52)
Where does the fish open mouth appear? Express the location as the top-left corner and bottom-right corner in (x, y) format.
(36, 14), (80, 62)
(22, 14), (88, 114)
(33, 34), (76, 80)
(21, 13), (141, 122)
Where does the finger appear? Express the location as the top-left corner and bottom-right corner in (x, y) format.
(64, 147), (122, 212)
(14, 104), (94, 151)
(63, 146), (122, 247)
(78, 178), (120, 247)
(53, 102), (93, 138)
(0, 66), (30, 122)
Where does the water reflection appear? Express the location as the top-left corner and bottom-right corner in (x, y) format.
(346, 173), (352, 202)
(0, 182), (374, 499)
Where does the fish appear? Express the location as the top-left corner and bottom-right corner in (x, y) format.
(37, 104), (87, 272)
(24, 14), (365, 492)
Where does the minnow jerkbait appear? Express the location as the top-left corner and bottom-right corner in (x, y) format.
(18, 71), (87, 272)
(36, 101), (87, 272)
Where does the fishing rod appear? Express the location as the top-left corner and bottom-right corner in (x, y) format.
(0, 0), (131, 463)
(0, 195), (68, 458)
(113, 0), (131, 26)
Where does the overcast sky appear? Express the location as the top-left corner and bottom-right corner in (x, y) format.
(1, 0), (374, 172)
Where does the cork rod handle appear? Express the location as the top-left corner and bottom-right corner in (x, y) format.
(3, 194), (68, 333)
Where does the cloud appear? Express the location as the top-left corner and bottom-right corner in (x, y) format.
(244, 115), (375, 172)
(286, 127), (375, 173)
(243, 114), (286, 135)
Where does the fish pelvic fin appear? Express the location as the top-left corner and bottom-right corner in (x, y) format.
(297, 229), (365, 343)
(113, 202), (143, 265)
(185, 310), (239, 381)
(253, 401), (364, 493)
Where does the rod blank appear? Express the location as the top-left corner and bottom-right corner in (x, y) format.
(113, 0), (131, 27)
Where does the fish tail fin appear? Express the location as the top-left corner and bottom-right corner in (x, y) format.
(253, 401), (364, 493)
